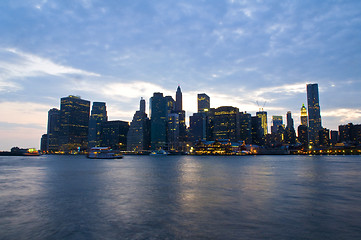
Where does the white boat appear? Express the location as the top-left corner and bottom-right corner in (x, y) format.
(149, 149), (168, 156)
(87, 147), (123, 159)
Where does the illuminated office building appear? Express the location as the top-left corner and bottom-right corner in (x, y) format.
(239, 112), (252, 144)
(150, 92), (167, 150)
(300, 104), (308, 126)
(213, 106), (240, 141)
(197, 93), (210, 112)
(319, 128), (330, 147)
(256, 111), (268, 136)
(298, 125), (308, 147)
(251, 116), (263, 145)
(189, 112), (207, 142)
(307, 83), (322, 146)
(100, 120), (129, 150)
(271, 116), (283, 134)
(47, 108), (60, 152)
(127, 98), (150, 152)
(167, 113), (180, 150)
(59, 95), (90, 152)
(285, 111), (296, 144)
(88, 102), (107, 148)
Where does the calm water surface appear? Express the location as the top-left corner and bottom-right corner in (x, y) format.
(1, 155), (361, 239)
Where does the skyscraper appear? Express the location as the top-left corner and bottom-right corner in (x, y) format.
(271, 116), (283, 134)
(47, 108), (60, 152)
(150, 92), (167, 150)
(286, 111), (293, 129)
(239, 112), (252, 144)
(175, 85), (182, 112)
(197, 93), (210, 112)
(59, 95), (90, 152)
(88, 102), (107, 148)
(213, 106), (240, 141)
(307, 83), (322, 146)
(256, 111), (268, 135)
(300, 104), (308, 126)
(173, 86), (186, 144)
(285, 111), (296, 144)
(100, 120), (129, 150)
(127, 98), (151, 152)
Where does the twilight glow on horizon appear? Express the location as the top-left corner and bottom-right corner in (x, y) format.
(0, 0), (360, 150)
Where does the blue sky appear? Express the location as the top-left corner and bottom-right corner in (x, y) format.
(0, 0), (360, 150)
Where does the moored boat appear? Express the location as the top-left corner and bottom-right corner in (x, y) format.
(149, 149), (168, 156)
(87, 147), (123, 159)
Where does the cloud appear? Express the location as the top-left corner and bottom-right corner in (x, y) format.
(322, 108), (361, 124)
(0, 48), (100, 92)
(0, 101), (50, 127)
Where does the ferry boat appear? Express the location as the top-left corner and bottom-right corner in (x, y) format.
(149, 149), (168, 156)
(87, 147), (123, 159)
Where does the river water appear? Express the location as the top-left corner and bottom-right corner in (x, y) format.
(1, 155), (361, 239)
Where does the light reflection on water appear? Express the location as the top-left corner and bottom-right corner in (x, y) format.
(1, 155), (361, 239)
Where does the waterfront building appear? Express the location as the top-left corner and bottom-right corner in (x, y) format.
(330, 130), (339, 146)
(239, 112), (252, 144)
(339, 123), (361, 145)
(197, 93), (210, 112)
(88, 102), (107, 148)
(59, 95), (90, 152)
(40, 134), (48, 152)
(47, 108), (60, 152)
(213, 106), (240, 141)
(307, 83), (322, 146)
(319, 128), (330, 147)
(256, 111), (268, 136)
(167, 113), (180, 150)
(100, 120), (129, 150)
(150, 92), (167, 150)
(300, 104), (308, 126)
(127, 98), (151, 152)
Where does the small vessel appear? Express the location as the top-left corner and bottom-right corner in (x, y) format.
(149, 149), (168, 156)
(87, 147), (123, 159)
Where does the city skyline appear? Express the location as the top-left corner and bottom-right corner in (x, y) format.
(1, 1), (361, 150)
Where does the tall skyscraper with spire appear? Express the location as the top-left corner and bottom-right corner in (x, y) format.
(307, 83), (322, 146)
(175, 85), (182, 112)
(127, 98), (150, 152)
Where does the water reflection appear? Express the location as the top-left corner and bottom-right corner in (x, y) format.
(1, 155), (361, 239)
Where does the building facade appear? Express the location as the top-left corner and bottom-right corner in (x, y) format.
(307, 83), (322, 146)
(47, 108), (60, 152)
(88, 102), (107, 148)
(197, 93), (210, 112)
(59, 95), (90, 152)
(127, 98), (150, 152)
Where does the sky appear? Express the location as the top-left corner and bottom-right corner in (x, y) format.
(0, 0), (361, 150)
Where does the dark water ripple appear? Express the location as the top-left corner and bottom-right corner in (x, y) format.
(1, 155), (361, 239)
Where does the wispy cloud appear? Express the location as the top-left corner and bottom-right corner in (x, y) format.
(0, 101), (50, 127)
(0, 48), (100, 92)
(322, 108), (361, 124)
